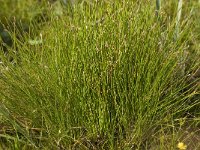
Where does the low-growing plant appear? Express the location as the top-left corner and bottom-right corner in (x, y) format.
(0, 0), (199, 149)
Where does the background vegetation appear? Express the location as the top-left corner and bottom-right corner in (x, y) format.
(0, 0), (199, 149)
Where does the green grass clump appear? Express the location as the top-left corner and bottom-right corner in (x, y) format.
(0, 0), (199, 149)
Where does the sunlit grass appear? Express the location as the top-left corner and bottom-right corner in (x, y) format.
(0, 0), (199, 149)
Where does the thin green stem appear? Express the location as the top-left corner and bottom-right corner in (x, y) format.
(156, 0), (161, 19)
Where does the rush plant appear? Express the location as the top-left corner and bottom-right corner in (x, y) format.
(0, 0), (199, 149)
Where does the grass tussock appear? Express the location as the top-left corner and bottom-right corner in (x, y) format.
(0, 0), (199, 149)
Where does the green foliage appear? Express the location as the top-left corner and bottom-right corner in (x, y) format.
(0, 0), (199, 149)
